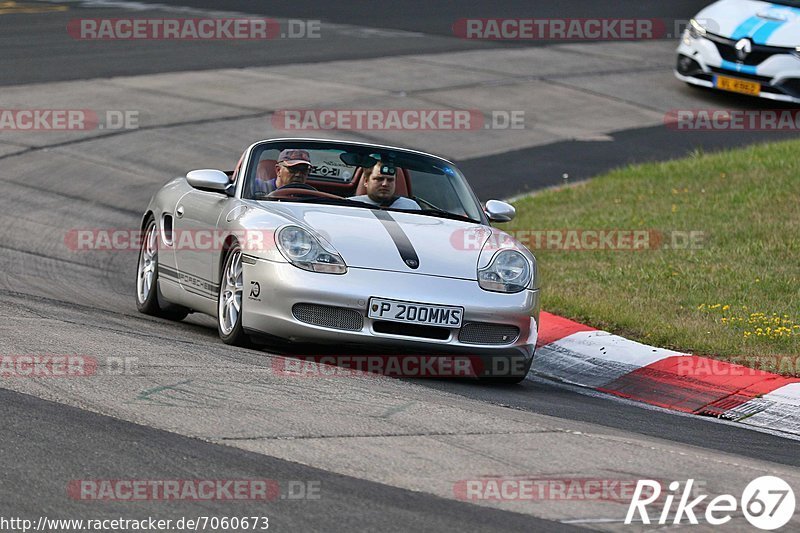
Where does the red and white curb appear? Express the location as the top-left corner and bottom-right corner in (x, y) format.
(533, 312), (800, 437)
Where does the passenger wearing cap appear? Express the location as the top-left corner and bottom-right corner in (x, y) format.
(349, 162), (421, 210)
(253, 149), (317, 196)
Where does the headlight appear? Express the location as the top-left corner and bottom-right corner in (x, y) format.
(794, 47), (800, 60)
(276, 225), (346, 274)
(478, 250), (532, 293)
(687, 18), (707, 40)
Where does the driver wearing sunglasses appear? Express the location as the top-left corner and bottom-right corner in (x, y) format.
(253, 149), (318, 196)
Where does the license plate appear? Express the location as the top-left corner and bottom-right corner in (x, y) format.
(368, 298), (463, 328)
(714, 75), (761, 96)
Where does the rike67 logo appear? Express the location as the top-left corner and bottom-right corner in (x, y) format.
(626, 477), (795, 530)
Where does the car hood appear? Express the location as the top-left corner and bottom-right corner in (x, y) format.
(699, 0), (800, 47)
(260, 203), (493, 279)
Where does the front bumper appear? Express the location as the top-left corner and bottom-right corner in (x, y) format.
(675, 33), (800, 104)
(241, 255), (539, 376)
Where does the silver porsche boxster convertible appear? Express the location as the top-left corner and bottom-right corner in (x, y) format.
(136, 138), (539, 382)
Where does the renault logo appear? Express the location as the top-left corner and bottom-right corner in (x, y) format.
(735, 38), (752, 61)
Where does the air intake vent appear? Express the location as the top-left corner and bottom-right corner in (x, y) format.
(292, 303), (363, 331)
(459, 323), (520, 345)
(779, 78), (800, 98)
(372, 321), (450, 340)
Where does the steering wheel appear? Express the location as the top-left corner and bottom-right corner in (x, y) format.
(267, 187), (344, 201)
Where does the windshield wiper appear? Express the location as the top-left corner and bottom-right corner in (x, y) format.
(289, 196), (381, 209)
(416, 208), (479, 224)
(262, 195), (479, 222)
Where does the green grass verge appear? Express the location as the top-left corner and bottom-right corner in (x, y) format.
(503, 139), (800, 375)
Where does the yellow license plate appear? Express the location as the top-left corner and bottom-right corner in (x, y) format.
(715, 75), (761, 96)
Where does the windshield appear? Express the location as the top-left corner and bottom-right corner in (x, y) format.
(242, 140), (485, 223)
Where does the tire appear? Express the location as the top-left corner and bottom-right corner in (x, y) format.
(217, 242), (252, 346)
(135, 217), (190, 321)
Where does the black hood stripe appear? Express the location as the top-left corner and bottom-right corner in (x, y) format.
(372, 210), (420, 270)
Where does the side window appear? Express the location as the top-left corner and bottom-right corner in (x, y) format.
(245, 150), (281, 199)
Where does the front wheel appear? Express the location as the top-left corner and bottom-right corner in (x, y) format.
(135, 217), (189, 321)
(218, 243), (251, 346)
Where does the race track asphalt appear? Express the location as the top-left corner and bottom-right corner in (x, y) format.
(1, 1), (798, 531)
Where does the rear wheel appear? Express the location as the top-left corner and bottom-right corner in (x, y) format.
(218, 242), (251, 346)
(135, 217), (189, 320)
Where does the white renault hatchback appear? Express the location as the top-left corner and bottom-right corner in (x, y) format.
(675, 0), (800, 103)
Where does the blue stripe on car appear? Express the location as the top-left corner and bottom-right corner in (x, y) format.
(750, 19), (785, 43)
(720, 60), (758, 75)
(731, 16), (765, 40)
(734, 6), (800, 44)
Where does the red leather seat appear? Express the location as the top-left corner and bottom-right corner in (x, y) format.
(246, 159), (279, 198)
(257, 159), (278, 181)
(355, 167), (411, 197)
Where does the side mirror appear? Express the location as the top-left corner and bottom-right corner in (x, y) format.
(186, 169), (231, 194)
(485, 199), (515, 222)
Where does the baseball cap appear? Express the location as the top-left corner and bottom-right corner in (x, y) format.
(277, 149), (311, 166)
